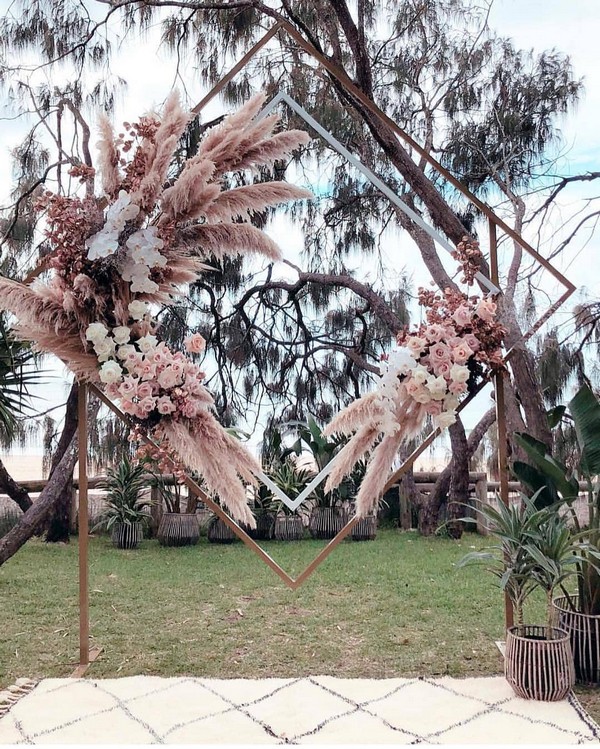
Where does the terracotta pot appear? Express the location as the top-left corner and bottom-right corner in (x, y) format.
(505, 625), (574, 701)
(274, 515), (304, 541)
(553, 595), (600, 685)
(207, 516), (237, 544)
(111, 521), (143, 550)
(157, 513), (200, 547)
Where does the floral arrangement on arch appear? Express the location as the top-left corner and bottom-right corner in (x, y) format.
(323, 239), (505, 517)
(0, 92), (312, 527)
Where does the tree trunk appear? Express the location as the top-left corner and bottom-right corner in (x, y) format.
(44, 383), (79, 543)
(0, 433), (78, 565)
(446, 420), (470, 539)
(419, 408), (496, 535)
(0, 458), (32, 512)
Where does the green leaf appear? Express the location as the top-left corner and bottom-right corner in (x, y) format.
(546, 405), (566, 429)
(512, 461), (559, 508)
(514, 432), (579, 500)
(569, 385), (600, 477)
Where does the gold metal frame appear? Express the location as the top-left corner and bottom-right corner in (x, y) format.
(18, 20), (575, 670)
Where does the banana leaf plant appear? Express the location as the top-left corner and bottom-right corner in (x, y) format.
(513, 384), (600, 615)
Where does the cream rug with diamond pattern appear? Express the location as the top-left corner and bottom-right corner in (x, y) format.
(1, 675), (599, 744)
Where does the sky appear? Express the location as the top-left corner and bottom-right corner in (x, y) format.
(1, 0), (599, 459)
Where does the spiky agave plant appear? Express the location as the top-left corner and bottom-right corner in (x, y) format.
(93, 455), (152, 532)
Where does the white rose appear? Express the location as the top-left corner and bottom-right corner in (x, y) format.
(137, 334), (159, 354)
(411, 365), (429, 385)
(449, 364), (470, 384)
(435, 411), (457, 430)
(389, 347), (417, 375)
(99, 360), (123, 384)
(444, 395), (460, 412)
(128, 300), (149, 320)
(426, 375), (448, 401)
(112, 326), (131, 345)
(85, 322), (109, 344)
(93, 337), (116, 362)
(116, 344), (136, 360)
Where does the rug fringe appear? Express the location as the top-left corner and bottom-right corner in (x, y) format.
(0, 678), (37, 719)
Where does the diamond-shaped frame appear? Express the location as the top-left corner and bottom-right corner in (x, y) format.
(16, 18), (576, 669)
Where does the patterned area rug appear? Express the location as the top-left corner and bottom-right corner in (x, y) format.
(0, 675), (599, 744)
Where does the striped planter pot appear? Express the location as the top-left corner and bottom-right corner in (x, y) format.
(308, 507), (346, 540)
(553, 595), (600, 685)
(274, 515), (304, 541)
(248, 512), (276, 541)
(207, 517), (238, 544)
(505, 625), (574, 701)
(351, 514), (377, 541)
(157, 513), (200, 547)
(111, 522), (143, 550)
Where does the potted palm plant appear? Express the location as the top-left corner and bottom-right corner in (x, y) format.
(269, 460), (311, 541)
(93, 455), (152, 549)
(513, 384), (600, 684)
(153, 476), (200, 547)
(287, 417), (351, 539)
(459, 493), (577, 700)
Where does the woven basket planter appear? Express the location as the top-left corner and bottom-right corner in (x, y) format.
(274, 515), (304, 541)
(248, 511), (276, 541)
(207, 516), (238, 544)
(553, 595), (600, 685)
(157, 513), (200, 547)
(111, 521), (143, 550)
(308, 507), (346, 540)
(351, 514), (377, 541)
(505, 625), (574, 701)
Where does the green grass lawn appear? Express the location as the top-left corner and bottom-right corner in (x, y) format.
(2, 527), (598, 720)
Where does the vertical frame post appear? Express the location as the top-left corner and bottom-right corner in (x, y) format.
(78, 382), (90, 667)
(488, 219), (514, 630)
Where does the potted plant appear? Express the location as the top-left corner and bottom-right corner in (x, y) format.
(269, 460), (311, 541)
(153, 475), (200, 547)
(249, 483), (278, 541)
(93, 455), (152, 549)
(513, 384), (600, 684)
(287, 417), (351, 539)
(459, 493), (576, 700)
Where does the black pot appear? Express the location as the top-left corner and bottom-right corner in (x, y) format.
(553, 595), (600, 685)
(207, 516), (238, 544)
(157, 513), (200, 547)
(111, 521), (143, 550)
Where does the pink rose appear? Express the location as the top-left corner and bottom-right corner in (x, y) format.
(139, 360), (157, 382)
(157, 396), (176, 415)
(136, 381), (154, 400)
(425, 324), (446, 343)
(452, 342), (474, 365)
(120, 397), (137, 415)
(429, 342), (451, 365)
(432, 360), (452, 379)
(426, 401), (443, 416)
(119, 376), (138, 397)
(157, 368), (179, 390)
(170, 361), (185, 379)
(463, 333), (480, 352)
(405, 336), (427, 356)
(452, 305), (472, 328)
(138, 396), (157, 415)
(476, 298), (496, 322)
(185, 333), (206, 354)
(105, 382), (121, 399)
(181, 399), (203, 418)
(449, 380), (467, 395)
(447, 336), (463, 349)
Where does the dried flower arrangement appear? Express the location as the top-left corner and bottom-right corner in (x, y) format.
(323, 239), (506, 517)
(0, 92), (311, 526)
